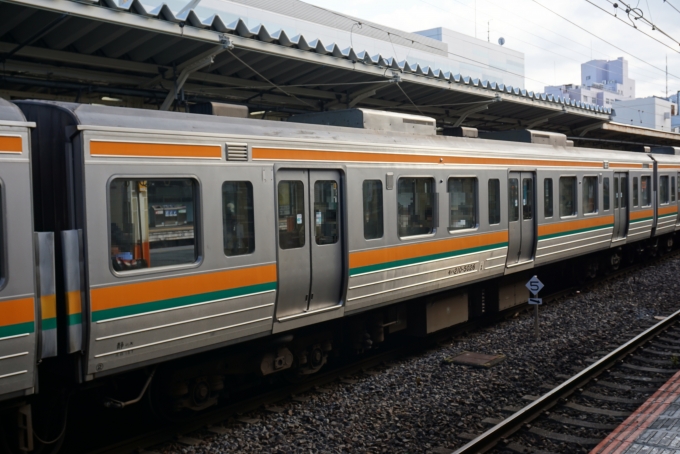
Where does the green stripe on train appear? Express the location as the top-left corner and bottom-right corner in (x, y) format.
(538, 224), (613, 241)
(42, 318), (56, 331)
(349, 242), (508, 276)
(92, 282), (277, 322)
(631, 216), (654, 223)
(0, 321), (34, 338)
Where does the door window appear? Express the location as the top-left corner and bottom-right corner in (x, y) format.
(603, 178), (610, 211)
(559, 177), (577, 217)
(314, 181), (339, 245)
(633, 177), (639, 207)
(582, 176), (598, 214)
(544, 178), (553, 218)
(620, 176), (627, 208)
(278, 181), (305, 249)
(397, 178), (435, 237)
(508, 178), (519, 222)
(641, 176), (652, 207)
(488, 179), (501, 225)
(109, 178), (198, 271)
(522, 178), (533, 220)
(362, 180), (383, 240)
(660, 176), (670, 204)
(222, 182), (255, 256)
(448, 177), (477, 231)
(672, 177), (676, 202)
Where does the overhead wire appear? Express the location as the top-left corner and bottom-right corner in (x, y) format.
(664, 0), (680, 15)
(530, 0), (680, 80)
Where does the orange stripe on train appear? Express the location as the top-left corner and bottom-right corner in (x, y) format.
(630, 209), (654, 221)
(349, 231), (508, 270)
(538, 215), (614, 237)
(90, 264), (277, 312)
(90, 141), (222, 159)
(659, 206), (678, 216)
(0, 297), (34, 327)
(252, 147), (610, 168)
(0, 135), (22, 153)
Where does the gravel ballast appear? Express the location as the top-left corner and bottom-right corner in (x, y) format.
(159, 257), (680, 454)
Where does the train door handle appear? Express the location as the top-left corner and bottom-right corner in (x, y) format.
(305, 295), (308, 302)
(310, 293), (314, 300)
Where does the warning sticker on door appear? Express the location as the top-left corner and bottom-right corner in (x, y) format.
(297, 214), (303, 224)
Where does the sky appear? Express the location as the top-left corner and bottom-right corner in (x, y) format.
(301, 0), (680, 98)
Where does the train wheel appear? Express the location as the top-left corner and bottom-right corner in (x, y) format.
(604, 249), (622, 273)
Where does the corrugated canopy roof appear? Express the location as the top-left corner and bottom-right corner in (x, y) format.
(0, 0), (664, 142)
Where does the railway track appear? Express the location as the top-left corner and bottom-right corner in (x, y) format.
(453, 292), (680, 453)
(85, 250), (680, 454)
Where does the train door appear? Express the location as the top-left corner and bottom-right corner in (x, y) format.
(275, 169), (343, 320)
(506, 172), (536, 265)
(612, 172), (629, 240)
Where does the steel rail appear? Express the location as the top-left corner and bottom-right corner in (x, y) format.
(452, 305), (680, 454)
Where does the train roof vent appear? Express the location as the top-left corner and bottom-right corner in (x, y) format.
(478, 129), (568, 147)
(226, 142), (248, 161)
(189, 102), (248, 118)
(651, 146), (680, 155)
(288, 108), (436, 136)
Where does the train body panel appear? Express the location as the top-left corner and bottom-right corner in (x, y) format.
(0, 99), (39, 401)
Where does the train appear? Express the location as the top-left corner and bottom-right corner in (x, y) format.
(0, 98), (678, 451)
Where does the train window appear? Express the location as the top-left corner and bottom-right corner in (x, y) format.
(559, 177), (577, 217)
(488, 179), (501, 225)
(672, 177), (677, 203)
(603, 178), (610, 211)
(363, 180), (384, 240)
(508, 178), (519, 222)
(397, 177), (434, 237)
(278, 181), (305, 249)
(641, 176), (652, 207)
(582, 176), (598, 214)
(222, 182), (255, 256)
(660, 176), (670, 205)
(448, 178), (477, 231)
(522, 178), (533, 220)
(314, 181), (339, 245)
(633, 177), (639, 207)
(621, 176), (627, 209)
(544, 178), (553, 218)
(109, 178), (198, 272)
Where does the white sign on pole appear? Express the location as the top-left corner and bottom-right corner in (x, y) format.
(528, 297), (543, 305)
(525, 276), (544, 296)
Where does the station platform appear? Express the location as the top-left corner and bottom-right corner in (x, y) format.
(591, 370), (680, 453)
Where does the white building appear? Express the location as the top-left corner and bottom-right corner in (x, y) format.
(139, 0), (526, 89)
(545, 57), (634, 108)
(612, 97), (674, 131)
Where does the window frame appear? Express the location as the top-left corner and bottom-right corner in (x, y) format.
(582, 175), (599, 216)
(659, 175), (670, 205)
(488, 178), (502, 226)
(107, 175), (203, 277)
(396, 176), (436, 240)
(543, 178), (554, 219)
(558, 175), (578, 218)
(362, 179), (384, 240)
(641, 175), (652, 207)
(222, 180), (256, 257)
(447, 176), (478, 233)
(603, 177), (610, 211)
(632, 177), (639, 207)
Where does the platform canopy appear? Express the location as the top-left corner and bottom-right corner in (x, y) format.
(0, 0), (678, 149)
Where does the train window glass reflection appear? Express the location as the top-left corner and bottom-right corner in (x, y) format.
(522, 178), (534, 220)
(448, 178), (477, 231)
(363, 180), (383, 240)
(222, 182), (254, 256)
(278, 181), (305, 249)
(603, 178), (610, 211)
(641, 176), (652, 207)
(672, 177), (676, 202)
(109, 179), (197, 271)
(508, 178), (519, 222)
(544, 178), (553, 218)
(583, 176), (598, 214)
(633, 177), (639, 207)
(660, 176), (670, 205)
(397, 177), (434, 237)
(314, 181), (339, 245)
(559, 177), (577, 217)
(488, 179), (501, 225)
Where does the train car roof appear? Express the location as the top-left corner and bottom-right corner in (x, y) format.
(0, 98), (29, 124)
(14, 100), (653, 164)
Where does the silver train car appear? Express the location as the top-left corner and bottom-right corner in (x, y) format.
(2, 99), (679, 448)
